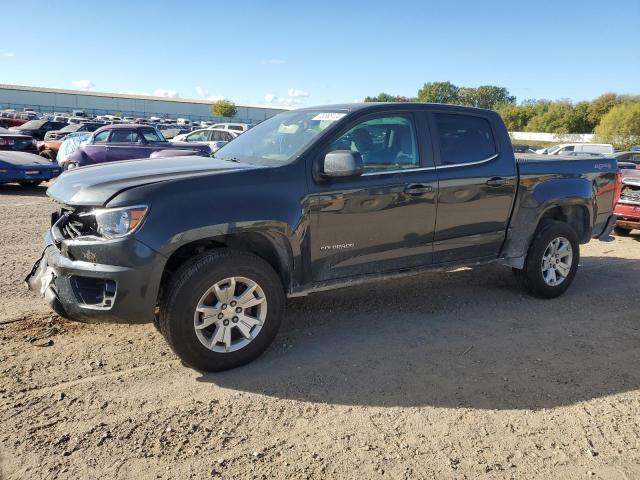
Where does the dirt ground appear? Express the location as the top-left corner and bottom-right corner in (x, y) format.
(1, 182), (639, 480)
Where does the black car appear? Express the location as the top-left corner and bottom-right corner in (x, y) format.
(26, 103), (618, 372)
(44, 122), (103, 141)
(0, 127), (38, 154)
(10, 120), (67, 140)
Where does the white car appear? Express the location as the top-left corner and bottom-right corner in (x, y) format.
(211, 122), (254, 134)
(536, 143), (615, 155)
(171, 128), (238, 152)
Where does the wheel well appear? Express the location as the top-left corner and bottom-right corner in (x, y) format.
(158, 233), (291, 303)
(538, 205), (590, 243)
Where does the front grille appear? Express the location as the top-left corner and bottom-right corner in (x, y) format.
(620, 184), (640, 203)
(53, 208), (98, 240)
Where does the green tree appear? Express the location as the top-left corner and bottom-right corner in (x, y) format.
(364, 93), (415, 102)
(417, 81), (459, 104)
(211, 100), (237, 118)
(587, 93), (620, 127)
(498, 104), (533, 131)
(594, 103), (640, 150)
(459, 85), (515, 110)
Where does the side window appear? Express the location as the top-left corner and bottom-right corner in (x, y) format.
(329, 115), (419, 173)
(93, 130), (109, 142)
(109, 129), (139, 142)
(435, 114), (496, 165)
(187, 131), (208, 142)
(559, 146), (575, 153)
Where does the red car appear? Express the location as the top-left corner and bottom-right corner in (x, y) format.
(614, 167), (640, 235)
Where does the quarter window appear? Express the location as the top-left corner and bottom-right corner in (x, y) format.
(435, 114), (496, 165)
(329, 115), (419, 173)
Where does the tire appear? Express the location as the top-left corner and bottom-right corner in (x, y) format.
(158, 249), (284, 372)
(513, 220), (580, 298)
(19, 181), (42, 187)
(614, 226), (632, 236)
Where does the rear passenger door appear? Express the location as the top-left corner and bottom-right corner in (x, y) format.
(430, 112), (517, 263)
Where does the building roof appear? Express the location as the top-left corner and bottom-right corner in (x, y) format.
(0, 83), (291, 111)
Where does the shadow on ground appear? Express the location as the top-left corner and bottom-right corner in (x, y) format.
(0, 184), (48, 197)
(200, 255), (640, 410)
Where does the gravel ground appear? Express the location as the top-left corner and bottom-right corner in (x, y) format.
(1, 182), (640, 480)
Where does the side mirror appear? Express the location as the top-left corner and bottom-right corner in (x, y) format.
(322, 150), (364, 178)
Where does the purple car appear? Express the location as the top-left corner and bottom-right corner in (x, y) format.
(62, 124), (211, 169)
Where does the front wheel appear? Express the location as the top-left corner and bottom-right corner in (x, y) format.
(158, 249), (284, 372)
(514, 220), (580, 298)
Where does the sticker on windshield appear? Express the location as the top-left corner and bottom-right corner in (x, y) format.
(312, 113), (346, 122)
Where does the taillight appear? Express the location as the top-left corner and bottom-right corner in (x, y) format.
(0, 138), (14, 146)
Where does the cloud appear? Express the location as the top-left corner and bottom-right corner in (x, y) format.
(1, 51), (14, 58)
(72, 80), (95, 91)
(288, 88), (310, 98)
(196, 87), (225, 102)
(264, 93), (301, 106)
(154, 88), (180, 98)
(260, 58), (286, 65)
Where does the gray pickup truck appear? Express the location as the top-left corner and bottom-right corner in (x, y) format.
(26, 103), (618, 371)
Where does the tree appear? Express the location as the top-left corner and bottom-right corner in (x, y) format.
(417, 81), (459, 104)
(211, 100), (237, 118)
(594, 103), (640, 150)
(587, 93), (620, 127)
(459, 85), (516, 110)
(364, 93), (415, 102)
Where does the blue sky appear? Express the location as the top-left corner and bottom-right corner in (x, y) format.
(1, 0), (639, 107)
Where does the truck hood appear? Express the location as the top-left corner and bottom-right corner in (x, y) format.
(47, 155), (260, 206)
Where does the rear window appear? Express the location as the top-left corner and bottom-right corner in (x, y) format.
(435, 114), (496, 165)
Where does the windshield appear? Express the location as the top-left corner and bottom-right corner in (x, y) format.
(214, 110), (346, 164)
(546, 145), (563, 155)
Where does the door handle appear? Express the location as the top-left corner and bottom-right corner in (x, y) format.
(486, 177), (506, 187)
(404, 183), (433, 195)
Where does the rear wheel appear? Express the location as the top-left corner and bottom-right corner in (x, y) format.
(614, 226), (632, 236)
(158, 249), (284, 372)
(514, 220), (579, 298)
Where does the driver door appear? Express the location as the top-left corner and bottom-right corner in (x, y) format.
(306, 112), (438, 282)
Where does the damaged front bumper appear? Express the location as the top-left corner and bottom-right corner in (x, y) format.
(25, 225), (165, 323)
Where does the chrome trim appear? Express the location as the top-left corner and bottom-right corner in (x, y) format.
(436, 153), (499, 170)
(362, 165), (435, 176)
(361, 153), (499, 176)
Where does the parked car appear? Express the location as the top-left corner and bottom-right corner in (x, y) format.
(535, 143), (615, 155)
(44, 122), (103, 141)
(0, 151), (61, 186)
(55, 132), (92, 170)
(211, 122), (254, 134)
(0, 127), (38, 154)
(52, 115), (69, 123)
(10, 120), (67, 140)
(171, 128), (237, 151)
(26, 103), (618, 372)
(613, 168), (640, 235)
(0, 112), (32, 128)
(62, 124), (211, 168)
(611, 151), (640, 170)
